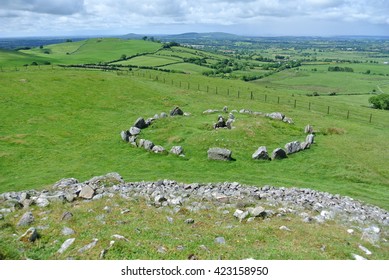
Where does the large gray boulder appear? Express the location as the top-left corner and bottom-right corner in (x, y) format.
(285, 141), (302, 154)
(271, 148), (288, 160)
(207, 148), (233, 161)
(266, 112), (285, 120)
(252, 146), (270, 160)
(133, 117), (148, 129)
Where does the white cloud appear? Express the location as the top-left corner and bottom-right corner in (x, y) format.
(0, 0), (388, 36)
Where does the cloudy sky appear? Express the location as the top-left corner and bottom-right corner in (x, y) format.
(0, 0), (388, 37)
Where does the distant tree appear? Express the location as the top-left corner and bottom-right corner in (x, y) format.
(369, 94), (389, 110)
(120, 54), (127, 60)
(142, 36), (148, 41)
(66, 39), (73, 42)
(39, 45), (43, 49)
(365, 69), (371, 74)
(31, 62), (38, 66)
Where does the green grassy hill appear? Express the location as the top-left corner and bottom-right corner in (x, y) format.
(0, 66), (388, 210)
(1, 38), (389, 260)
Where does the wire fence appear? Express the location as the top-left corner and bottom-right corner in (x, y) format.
(128, 69), (389, 128)
(2, 65), (388, 128)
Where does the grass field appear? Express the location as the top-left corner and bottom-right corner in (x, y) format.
(1, 38), (389, 260)
(1, 66), (388, 210)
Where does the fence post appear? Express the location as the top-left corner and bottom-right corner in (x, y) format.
(265, 94), (267, 102)
(294, 100), (297, 108)
(327, 106), (330, 115)
(278, 96), (280, 104)
(251, 91), (253, 100)
(309, 102), (311, 110)
(227, 88), (229, 96)
(188, 82), (190, 90)
(238, 90), (240, 98)
(369, 113), (372, 123)
(216, 87), (218, 94)
(207, 85), (209, 93)
(347, 110), (350, 119)
(180, 81), (181, 88)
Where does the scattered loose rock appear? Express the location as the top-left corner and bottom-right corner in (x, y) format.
(215, 237), (226, 245)
(133, 117), (148, 129)
(78, 238), (98, 253)
(79, 185), (95, 199)
(17, 211), (34, 227)
(18, 227), (39, 242)
(57, 238), (75, 254)
(62, 227), (75, 236)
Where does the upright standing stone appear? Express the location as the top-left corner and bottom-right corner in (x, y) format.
(306, 134), (315, 144)
(304, 124), (313, 134)
(134, 117), (148, 129)
(271, 148), (288, 160)
(170, 107), (184, 116)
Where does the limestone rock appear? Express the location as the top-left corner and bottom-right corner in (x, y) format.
(152, 145), (166, 154)
(57, 238), (75, 254)
(143, 140), (154, 151)
(133, 117), (148, 129)
(111, 234), (130, 242)
(285, 141), (302, 154)
(266, 112), (285, 120)
(306, 134), (315, 144)
(160, 112), (168, 118)
(233, 209), (249, 222)
(279, 225), (291, 231)
(129, 126), (141, 136)
(300, 141), (310, 150)
(61, 211), (73, 221)
(170, 106), (184, 116)
(249, 206), (266, 217)
(19, 227), (39, 242)
(207, 147), (233, 161)
(79, 185), (95, 199)
(78, 238), (98, 253)
(252, 146), (270, 160)
(304, 124), (314, 134)
(271, 148), (288, 160)
(17, 211), (34, 227)
(62, 227), (75, 236)
(36, 197), (50, 207)
(170, 146), (184, 156)
(215, 236), (226, 245)
(120, 130), (130, 142)
(53, 178), (79, 189)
